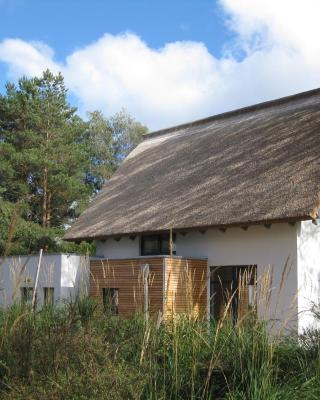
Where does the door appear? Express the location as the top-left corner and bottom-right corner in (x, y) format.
(210, 265), (257, 322)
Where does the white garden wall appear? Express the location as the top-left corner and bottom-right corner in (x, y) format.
(0, 254), (89, 307)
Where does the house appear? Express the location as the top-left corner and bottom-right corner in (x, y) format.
(65, 88), (320, 334)
(0, 254), (89, 307)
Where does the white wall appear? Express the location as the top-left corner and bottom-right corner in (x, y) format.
(96, 237), (140, 258)
(96, 224), (299, 332)
(0, 254), (89, 307)
(60, 254), (90, 300)
(176, 224), (298, 333)
(297, 220), (320, 333)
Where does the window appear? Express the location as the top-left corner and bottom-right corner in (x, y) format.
(21, 287), (35, 306)
(44, 287), (54, 306)
(103, 288), (119, 315)
(141, 233), (176, 256)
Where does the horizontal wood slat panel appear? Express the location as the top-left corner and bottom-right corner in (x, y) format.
(90, 257), (208, 319)
(165, 258), (208, 318)
(90, 258), (163, 316)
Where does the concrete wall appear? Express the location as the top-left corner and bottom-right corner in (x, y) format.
(96, 223), (299, 332)
(0, 254), (89, 307)
(297, 220), (320, 333)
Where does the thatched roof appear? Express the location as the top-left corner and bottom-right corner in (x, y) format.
(65, 89), (320, 241)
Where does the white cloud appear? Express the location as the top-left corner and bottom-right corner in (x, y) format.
(0, 39), (59, 78)
(0, 0), (320, 130)
(64, 34), (225, 128)
(223, 0), (320, 60)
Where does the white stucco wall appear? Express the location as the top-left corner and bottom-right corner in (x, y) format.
(0, 254), (89, 307)
(175, 224), (298, 333)
(96, 237), (140, 258)
(60, 254), (90, 299)
(96, 223), (299, 332)
(297, 220), (320, 333)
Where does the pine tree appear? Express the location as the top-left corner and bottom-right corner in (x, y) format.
(0, 70), (147, 255)
(0, 70), (91, 253)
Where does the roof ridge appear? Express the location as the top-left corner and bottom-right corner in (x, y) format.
(143, 87), (320, 140)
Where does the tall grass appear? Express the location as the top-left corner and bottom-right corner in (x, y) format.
(0, 300), (319, 399)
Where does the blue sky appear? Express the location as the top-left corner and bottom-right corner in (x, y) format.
(0, 0), (229, 58)
(0, 0), (319, 129)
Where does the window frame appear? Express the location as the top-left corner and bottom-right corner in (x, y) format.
(140, 233), (176, 256)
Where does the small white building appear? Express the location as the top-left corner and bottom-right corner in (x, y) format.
(0, 253), (89, 307)
(64, 88), (320, 334)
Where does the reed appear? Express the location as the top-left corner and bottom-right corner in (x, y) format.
(0, 257), (319, 399)
(0, 296), (317, 399)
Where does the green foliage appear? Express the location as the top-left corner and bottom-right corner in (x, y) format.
(0, 70), (92, 255)
(109, 109), (147, 164)
(85, 109), (147, 191)
(0, 303), (320, 399)
(0, 70), (90, 226)
(0, 198), (94, 255)
(0, 70), (147, 255)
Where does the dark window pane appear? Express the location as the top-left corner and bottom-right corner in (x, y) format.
(210, 265), (257, 322)
(141, 233), (176, 256)
(141, 235), (160, 255)
(21, 287), (35, 306)
(44, 287), (54, 306)
(160, 235), (169, 254)
(103, 288), (119, 315)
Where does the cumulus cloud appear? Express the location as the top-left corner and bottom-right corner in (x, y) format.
(0, 0), (319, 129)
(0, 39), (60, 78)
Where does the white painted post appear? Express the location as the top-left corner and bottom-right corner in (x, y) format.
(32, 249), (43, 310)
(143, 264), (150, 320)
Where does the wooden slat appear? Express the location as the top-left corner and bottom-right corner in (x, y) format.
(90, 257), (208, 319)
(90, 258), (163, 317)
(164, 258), (208, 318)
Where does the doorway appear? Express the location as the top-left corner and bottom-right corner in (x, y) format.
(210, 265), (257, 321)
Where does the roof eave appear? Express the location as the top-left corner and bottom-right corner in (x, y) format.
(63, 215), (312, 242)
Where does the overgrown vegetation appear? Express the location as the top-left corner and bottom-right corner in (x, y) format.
(0, 299), (320, 399)
(0, 70), (147, 255)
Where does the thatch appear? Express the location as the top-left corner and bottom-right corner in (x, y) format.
(64, 89), (320, 241)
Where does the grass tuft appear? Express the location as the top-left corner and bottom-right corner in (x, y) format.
(0, 299), (319, 398)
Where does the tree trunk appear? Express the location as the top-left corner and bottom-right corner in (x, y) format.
(42, 166), (48, 227)
(47, 191), (52, 227)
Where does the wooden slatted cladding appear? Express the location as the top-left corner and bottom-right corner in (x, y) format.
(164, 258), (208, 318)
(90, 258), (164, 317)
(90, 257), (209, 319)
